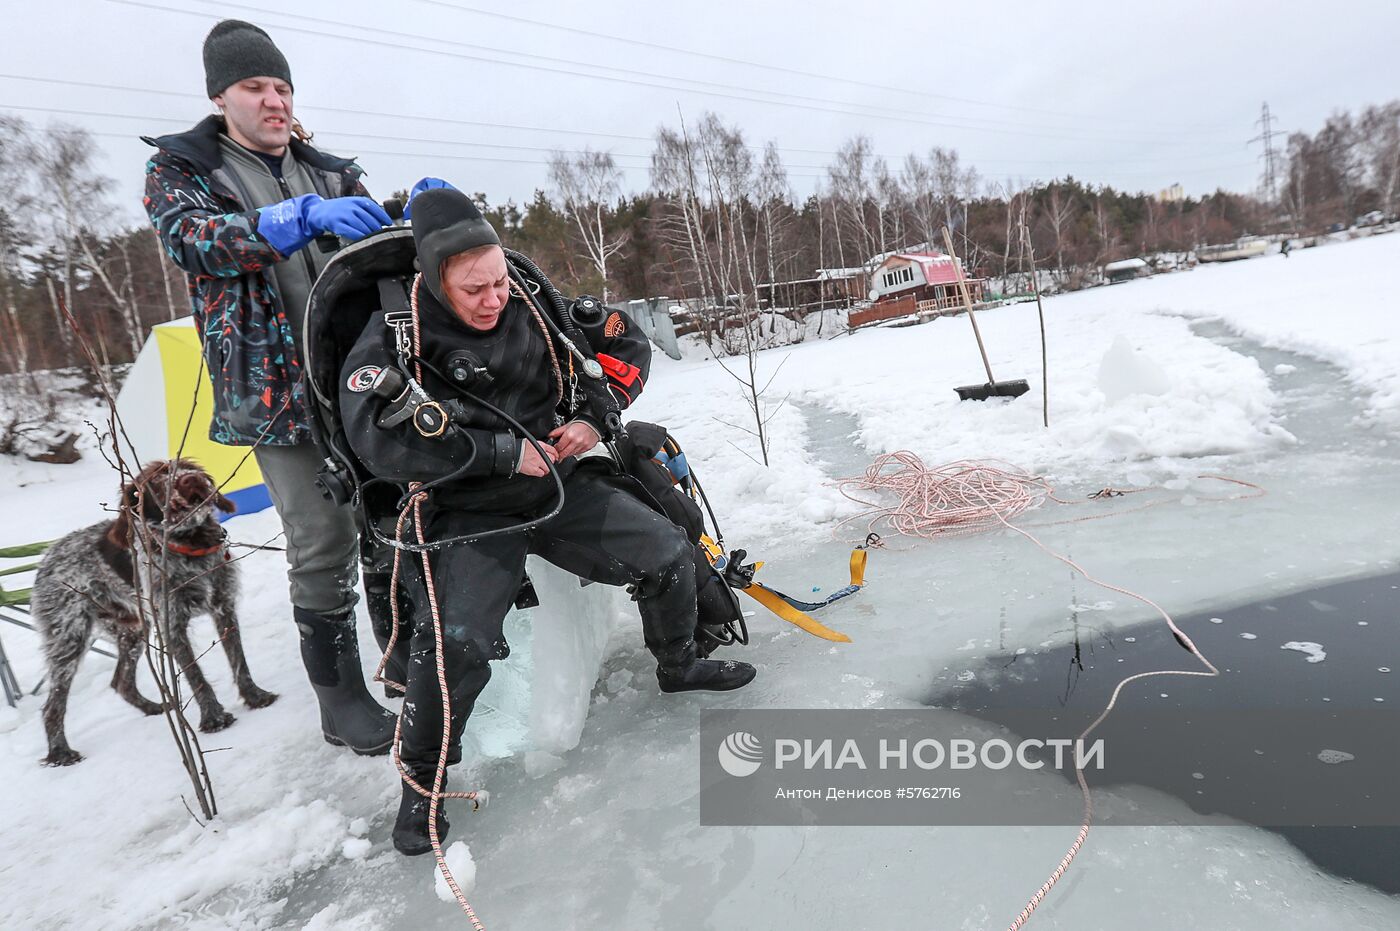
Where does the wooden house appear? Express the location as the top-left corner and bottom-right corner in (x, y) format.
(848, 251), (986, 329)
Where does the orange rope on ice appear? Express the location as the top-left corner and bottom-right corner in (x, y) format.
(998, 518), (1218, 931)
(833, 456), (1052, 540)
(834, 453), (1260, 929)
(833, 453), (1263, 543)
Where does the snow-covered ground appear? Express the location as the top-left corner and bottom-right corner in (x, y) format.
(2, 231), (1399, 929)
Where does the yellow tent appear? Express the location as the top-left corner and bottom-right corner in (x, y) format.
(115, 318), (271, 516)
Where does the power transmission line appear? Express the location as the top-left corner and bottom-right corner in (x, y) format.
(110, 0), (1226, 147)
(406, 0), (1219, 132)
(0, 97), (1256, 179)
(0, 96), (1260, 193)
(0, 71), (1248, 173)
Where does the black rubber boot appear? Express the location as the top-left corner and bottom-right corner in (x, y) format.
(294, 607), (398, 755)
(393, 775), (450, 856)
(363, 571), (409, 698)
(656, 640), (757, 693)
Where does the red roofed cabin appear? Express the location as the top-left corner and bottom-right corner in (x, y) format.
(874, 251), (984, 309)
(848, 250), (986, 329)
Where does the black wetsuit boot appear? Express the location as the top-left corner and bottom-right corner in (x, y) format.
(294, 607), (398, 755)
(656, 640), (757, 693)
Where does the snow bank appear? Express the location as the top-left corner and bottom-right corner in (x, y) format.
(1084, 233), (1400, 427)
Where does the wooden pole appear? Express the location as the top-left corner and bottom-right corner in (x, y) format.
(1018, 214), (1050, 428)
(941, 226), (997, 385)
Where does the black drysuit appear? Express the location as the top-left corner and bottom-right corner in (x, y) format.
(340, 286), (695, 774)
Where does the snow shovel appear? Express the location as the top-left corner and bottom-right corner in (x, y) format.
(942, 227), (1030, 401)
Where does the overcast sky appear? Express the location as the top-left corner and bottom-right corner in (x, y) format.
(7, 0), (1399, 224)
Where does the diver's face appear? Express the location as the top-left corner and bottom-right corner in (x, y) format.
(441, 246), (510, 331)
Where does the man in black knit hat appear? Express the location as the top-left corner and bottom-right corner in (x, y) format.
(340, 187), (757, 855)
(143, 20), (416, 754)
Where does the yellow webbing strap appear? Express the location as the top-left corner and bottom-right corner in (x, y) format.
(742, 583), (853, 643)
(849, 547), (868, 588)
(699, 534), (859, 644)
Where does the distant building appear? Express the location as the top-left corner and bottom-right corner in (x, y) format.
(815, 266), (871, 304)
(848, 250), (987, 330)
(1196, 239), (1268, 262)
(755, 266), (869, 313)
(869, 251), (985, 309)
(1103, 257), (1151, 284)
(1156, 183), (1186, 203)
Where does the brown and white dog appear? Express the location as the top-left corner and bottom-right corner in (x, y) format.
(32, 459), (277, 766)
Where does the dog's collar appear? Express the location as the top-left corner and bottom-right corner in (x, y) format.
(165, 539), (229, 559)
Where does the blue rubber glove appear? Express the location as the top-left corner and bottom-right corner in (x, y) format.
(257, 194), (392, 255)
(402, 177), (456, 221)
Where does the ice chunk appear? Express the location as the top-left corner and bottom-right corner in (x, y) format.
(526, 557), (627, 754)
(1098, 334), (1171, 403)
(1317, 749), (1355, 765)
(1281, 641), (1327, 663)
(524, 751), (565, 777)
(341, 837), (371, 860)
(433, 841), (478, 902)
(304, 905), (380, 931)
(606, 668), (635, 693)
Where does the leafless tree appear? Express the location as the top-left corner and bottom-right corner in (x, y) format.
(902, 152), (939, 249)
(1316, 112), (1364, 221)
(873, 159), (903, 257)
(1283, 132), (1311, 234)
(827, 136), (880, 264)
(652, 117), (715, 319)
(998, 188), (1014, 285)
(32, 124), (144, 359)
(1044, 183), (1076, 282)
(932, 147), (979, 237)
(153, 229), (183, 320)
(753, 142), (792, 318)
(1358, 102), (1400, 219)
(0, 116), (34, 374)
(548, 148), (627, 302)
(650, 112), (792, 463)
(1092, 192), (1119, 265)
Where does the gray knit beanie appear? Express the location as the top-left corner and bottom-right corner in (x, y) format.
(203, 20), (293, 98)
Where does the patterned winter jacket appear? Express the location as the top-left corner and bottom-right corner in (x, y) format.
(142, 115), (369, 446)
